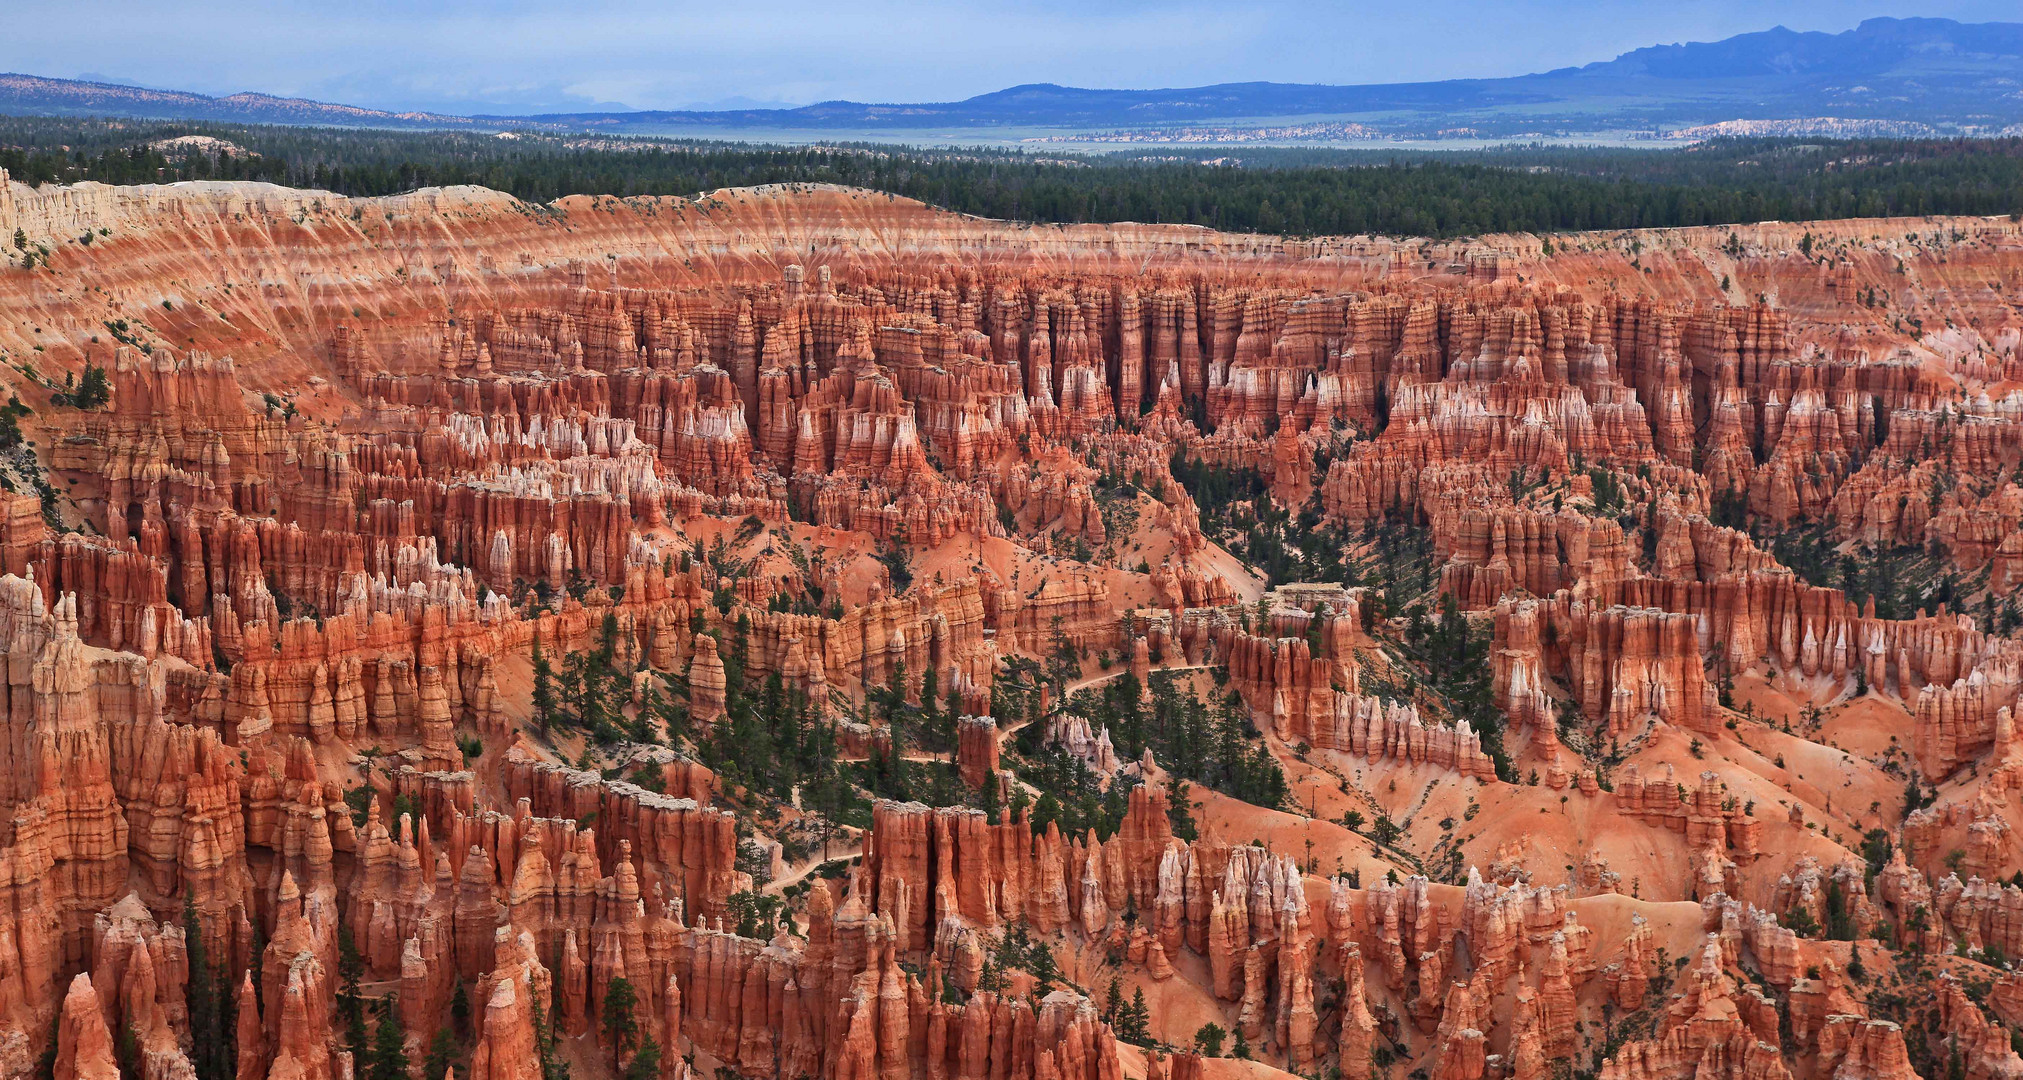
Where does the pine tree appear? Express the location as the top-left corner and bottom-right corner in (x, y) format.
(601, 976), (641, 1068)
(1111, 673), (1146, 757)
(598, 611), (620, 663)
(883, 661), (908, 725)
(889, 721), (910, 799)
(531, 633), (557, 735)
(1825, 878), (1857, 941)
(338, 923), (369, 1056)
(72, 364), (111, 410)
(944, 676), (964, 748)
(117, 1024), (143, 1080)
(1904, 774), (1928, 817)
(528, 981), (569, 1080)
(1102, 977), (1123, 1022)
(919, 665), (942, 749)
(450, 980), (471, 1039)
(248, 920), (266, 1006)
(623, 1035), (663, 1080)
(1166, 777), (1198, 841)
(1118, 989), (1151, 1045)
(728, 614), (752, 701)
(34, 1013), (58, 1080)
(1193, 1022), (1226, 1058)
(422, 1028), (460, 1080)
(184, 892), (233, 1080)
(1046, 618), (1080, 694)
(368, 999), (408, 1080)
(632, 678), (664, 745)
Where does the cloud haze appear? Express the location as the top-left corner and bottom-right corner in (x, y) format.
(10, 0), (2022, 114)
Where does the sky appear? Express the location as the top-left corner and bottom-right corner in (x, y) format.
(9, 0), (2022, 115)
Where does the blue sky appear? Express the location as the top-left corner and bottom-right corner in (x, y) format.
(10, 0), (2022, 114)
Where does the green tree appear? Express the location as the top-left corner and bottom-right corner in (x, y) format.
(71, 364), (111, 410)
(531, 633), (557, 734)
(918, 665), (954, 752)
(529, 981), (569, 1080)
(877, 540), (914, 593)
(1904, 774), (1931, 817)
(450, 981), (471, 1039)
(1045, 617), (1080, 694)
(184, 892), (234, 1080)
(1194, 1022), (1226, 1057)
(367, 999), (408, 1080)
(601, 976), (641, 1068)
(623, 1035), (663, 1080)
(725, 890), (789, 939)
(1824, 878), (1857, 941)
(338, 923), (369, 1055)
(117, 1024), (143, 1080)
(1115, 988), (1151, 1046)
(1166, 777), (1198, 842)
(1861, 829), (1894, 878)
(422, 1027), (460, 1080)
(30, 1017), (53, 1080)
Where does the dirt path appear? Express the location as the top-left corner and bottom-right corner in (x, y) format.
(1062, 663), (1212, 697)
(764, 840), (864, 895)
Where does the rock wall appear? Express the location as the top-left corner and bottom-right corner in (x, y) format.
(4, 174), (2023, 1080)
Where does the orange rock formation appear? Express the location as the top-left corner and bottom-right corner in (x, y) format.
(0, 171), (2020, 1080)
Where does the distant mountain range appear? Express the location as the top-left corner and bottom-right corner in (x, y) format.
(6, 17), (2023, 141)
(0, 73), (482, 130)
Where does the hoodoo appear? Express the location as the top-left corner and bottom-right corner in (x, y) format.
(0, 168), (2019, 1080)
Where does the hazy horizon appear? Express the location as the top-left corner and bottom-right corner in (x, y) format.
(6, 1), (2021, 118)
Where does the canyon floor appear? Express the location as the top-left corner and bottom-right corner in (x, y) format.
(2, 172), (2022, 1080)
